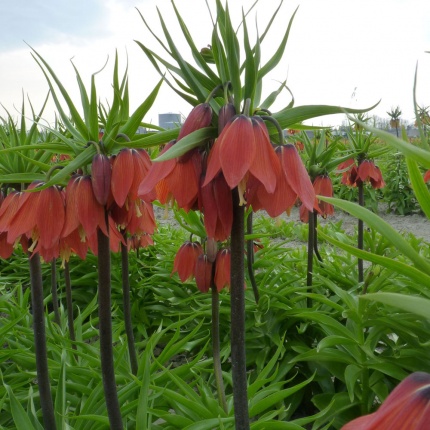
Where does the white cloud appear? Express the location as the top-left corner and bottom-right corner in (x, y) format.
(0, 0), (429, 127)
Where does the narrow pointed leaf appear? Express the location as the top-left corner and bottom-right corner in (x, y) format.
(406, 157), (430, 218)
(258, 6), (298, 80)
(317, 229), (430, 286)
(361, 293), (430, 320)
(319, 196), (430, 275)
(155, 127), (217, 161)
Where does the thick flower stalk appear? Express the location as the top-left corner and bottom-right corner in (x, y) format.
(337, 156), (385, 282)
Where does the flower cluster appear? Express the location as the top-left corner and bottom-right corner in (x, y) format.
(172, 241), (231, 293)
(300, 175), (334, 223)
(0, 148), (156, 263)
(140, 104), (315, 243)
(338, 158), (385, 189)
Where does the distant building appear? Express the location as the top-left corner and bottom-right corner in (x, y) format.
(159, 113), (182, 130)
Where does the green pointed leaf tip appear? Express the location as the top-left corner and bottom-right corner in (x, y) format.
(154, 127), (217, 161)
(361, 293), (430, 320)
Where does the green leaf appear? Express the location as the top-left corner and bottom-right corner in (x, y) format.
(258, 7), (298, 81)
(317, 229), (430, 287)
(155, 127), (218, 161)
(5, 384), (37, 430)
(260, 80), (293, 111)
(183, 417), (235, 430)
(406, 157), (430, 218)
(249, 373), (314, 417)
(319, 197), (430, 275)
(136, 348), (151, 430)
(361, 292), (430, 320)
(344, 364), (362, 402)
(251, 422), (305, 430)
(171, 1), (220, 84)
(54, 352), (67, 430)
(223, 4), (241, 110)
(30, 49), (88, 141)
(356, 120), (430, 169)
(242, 11), (257, 109)
(273, 103), (379, 132)
(116, 78), (163, 145)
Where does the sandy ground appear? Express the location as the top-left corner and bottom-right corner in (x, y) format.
(156, 203), (430, 244)
(315, 204), (430, 242)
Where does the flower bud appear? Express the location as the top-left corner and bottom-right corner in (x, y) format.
(91, 153), (112, 206)
(178, 103), (213, 140)
(206, 237), (218, 263)
(218, 103), (236, 134)
(195, 254), (213, 293)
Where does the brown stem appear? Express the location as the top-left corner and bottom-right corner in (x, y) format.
(230, 189), (250, 430)
(97, 220), (123, 429)
(29, 252), (57, 430)
(121, 234), (138, 376)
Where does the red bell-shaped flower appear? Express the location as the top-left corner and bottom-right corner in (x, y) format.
(195, 254), (212, 293)
(313, 175), (334, 218)
(357, 160), (385, 189)
(91, 153), (112, 206)
(342, 372), (430, 430)
(62, 175), (108, 241)
(177, 103), (213, 140)
(111, 148), (154, 208)
(214, 248), (231, 292)
(172, 241), (203, 282)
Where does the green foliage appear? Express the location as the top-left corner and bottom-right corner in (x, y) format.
(380, 151), (419, 215)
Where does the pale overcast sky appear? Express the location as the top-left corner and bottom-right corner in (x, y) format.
(0, 0), (429, 128)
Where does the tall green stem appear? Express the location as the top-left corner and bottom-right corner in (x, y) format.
(358, 182), (364, 283)
(230, 189), (250, 430)
(211, 283), (228, 413)
(50, 259), (61, 325)
(64, 261), (76, 350)
(97, 221), (123, 429)
(121, 235), (138, 376)
(29, 252), (57, 430)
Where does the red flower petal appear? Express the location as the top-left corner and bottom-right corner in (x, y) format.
(36, 186), (65, 249)
(214, 248), (231, 291)
(277, 145), (315, 212)
(218, 115), (256, 189)
(177, 103), (212, 140)
(172, 241), (203, 282)
(194, 254), (212, 293)
(341, 372), (430, 430)
(249, 117), (280, 194)
(138, 141), (176, 198)
(111, 149), (134, 207)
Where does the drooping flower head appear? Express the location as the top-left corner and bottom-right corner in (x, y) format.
(214, 248), (231, 292)
(357, 160), (385, 189)
(337, 158), (358, 186)
(2, 182), (65, 260)
(172, 241), (204, 282)
(247, 144), (315, 217)
(204, 115), (281, 205)
(138, 103), (212, 211)
(342, 372), (430, 430)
